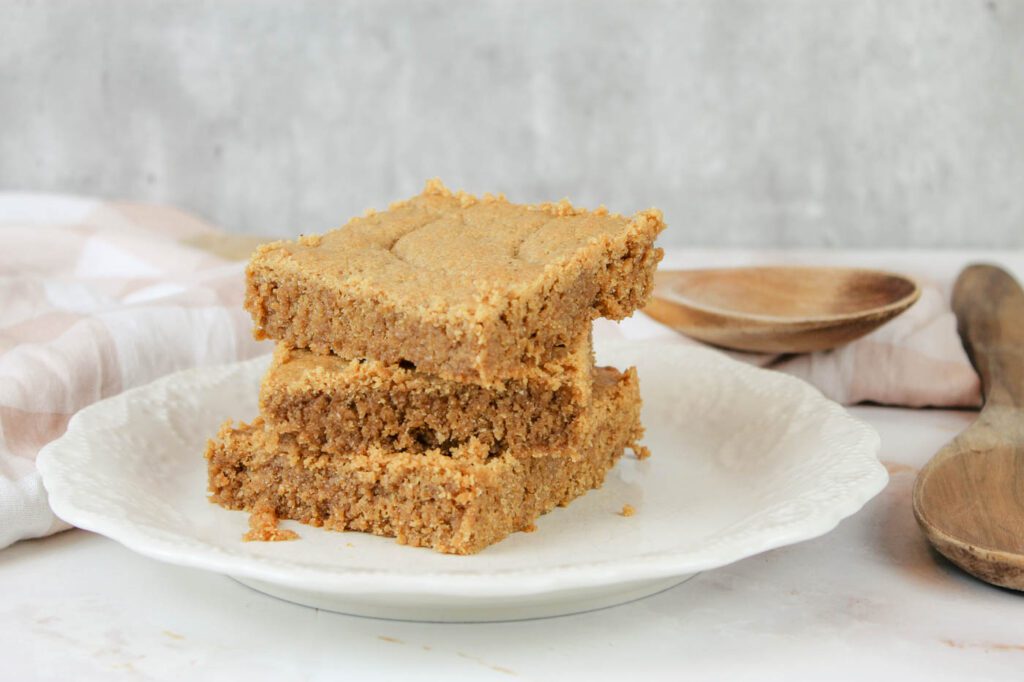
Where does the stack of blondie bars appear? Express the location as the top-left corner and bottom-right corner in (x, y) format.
(206, 180), (665, 554)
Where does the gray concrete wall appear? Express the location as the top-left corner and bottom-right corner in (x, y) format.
(1, 0), (1022, 247)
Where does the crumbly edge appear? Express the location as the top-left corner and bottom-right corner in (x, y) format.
(391, 178), (615, 219)
(260, 338), (596, 459)
(205, 368), (644, 555)
(475, 209), (665, 377)
(244, 189), (665, 384)
(243, 507), (300, 542)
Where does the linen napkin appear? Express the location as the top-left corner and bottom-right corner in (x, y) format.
(0, 194), (267, 549)
(0, 195), (983, 550)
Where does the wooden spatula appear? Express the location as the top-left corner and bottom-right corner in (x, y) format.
(913, 264), (1024, 589)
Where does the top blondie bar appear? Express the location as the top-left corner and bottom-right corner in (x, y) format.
(246, 180), (665, 384)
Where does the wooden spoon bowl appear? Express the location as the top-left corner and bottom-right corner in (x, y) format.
(913, 264), (1024, 589)
(644, 266), (921, 353)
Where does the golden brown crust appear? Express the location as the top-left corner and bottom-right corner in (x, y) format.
(206, 367), (644, 554)
(245, 180), (665, 384)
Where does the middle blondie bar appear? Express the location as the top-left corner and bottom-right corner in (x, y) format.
(260, 332), (595, 459)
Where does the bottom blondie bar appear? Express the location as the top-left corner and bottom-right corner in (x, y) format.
(206, 367), (643, 554)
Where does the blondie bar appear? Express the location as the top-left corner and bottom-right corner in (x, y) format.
(245, 180), (664, 384)
(260, 332), (594, 459)
(207, 366), (643, 554)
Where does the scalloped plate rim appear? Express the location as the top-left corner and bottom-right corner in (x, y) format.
(38, 340), (887, 598)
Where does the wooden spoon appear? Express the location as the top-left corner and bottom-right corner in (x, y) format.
(913, 264), (1024, 590)
(643, 267), (921, 353)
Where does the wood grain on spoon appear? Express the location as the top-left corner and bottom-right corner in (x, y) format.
(644, 267), (921, 353)
(913, 264), (1024, 590)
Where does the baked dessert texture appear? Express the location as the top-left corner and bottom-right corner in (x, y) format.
(245, 179), (665, 385)
(259, 332), (595, 459)
(242, 507), (299, 542)
(207, 366), (643, 555)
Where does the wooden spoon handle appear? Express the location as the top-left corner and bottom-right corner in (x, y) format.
(952, 264), (1024, 408)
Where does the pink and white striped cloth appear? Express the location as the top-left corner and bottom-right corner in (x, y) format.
(0, 195), (267, 548)
(0, 195), (984, 550)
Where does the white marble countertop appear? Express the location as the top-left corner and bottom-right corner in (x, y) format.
(6, 250), (1024, 680)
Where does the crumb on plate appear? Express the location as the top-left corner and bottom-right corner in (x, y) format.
(242, 507), (300, 542)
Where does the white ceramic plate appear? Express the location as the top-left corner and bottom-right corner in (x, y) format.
(38, 340), (886, 622)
